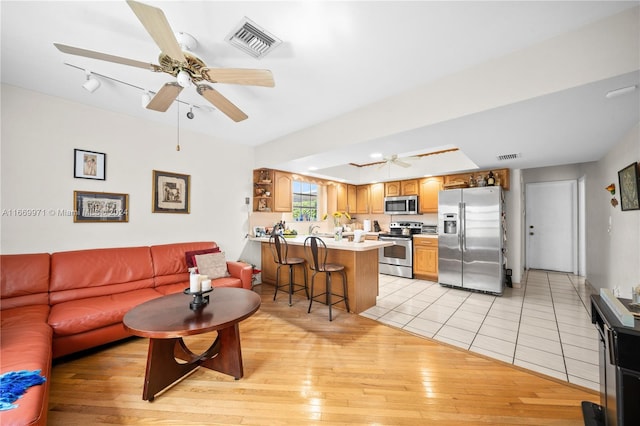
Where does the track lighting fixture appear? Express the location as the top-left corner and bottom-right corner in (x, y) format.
(186, 106), (194, 119)
(141, 91), (151, 108)
(82, 71), (100, 93)
(176, 70), (192, 88)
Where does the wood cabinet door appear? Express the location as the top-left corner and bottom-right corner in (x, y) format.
(273, 171), (292, 212)
(260, 243), (277, 284)
(401, 179), (419, 195)
(369, 183), (385, 214)
(385, 181), (401, 197)
(336, 183), (348, 212)
(355, 185), (370, 214)
(347, 184), (357, 214)
(413, 239), (438, 280)
(419, 177), (442, 213)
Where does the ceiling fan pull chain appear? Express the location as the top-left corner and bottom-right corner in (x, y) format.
(176, 101), (181, 151)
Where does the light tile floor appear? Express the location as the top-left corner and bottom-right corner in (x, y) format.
(360, 269), (600, 391)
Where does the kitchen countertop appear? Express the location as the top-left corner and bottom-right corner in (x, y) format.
(250, 235), (393, 251)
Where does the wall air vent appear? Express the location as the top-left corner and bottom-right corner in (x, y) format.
(497, 153), (521, 161)
(226, 17), (282, 59)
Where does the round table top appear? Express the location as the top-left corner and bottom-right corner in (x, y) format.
(123, 287), (261, 339)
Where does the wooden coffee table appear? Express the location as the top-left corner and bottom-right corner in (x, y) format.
(123, 287), (261, 401)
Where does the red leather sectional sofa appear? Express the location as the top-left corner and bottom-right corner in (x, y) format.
(0, 241), (252, 426)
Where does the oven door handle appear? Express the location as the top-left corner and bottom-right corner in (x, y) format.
(379, 237), (411, 242)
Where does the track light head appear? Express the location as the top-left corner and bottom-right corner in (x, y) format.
(82, 71), (100, 93)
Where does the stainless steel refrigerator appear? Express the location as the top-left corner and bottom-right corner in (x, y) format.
(438, 187), (504, 295)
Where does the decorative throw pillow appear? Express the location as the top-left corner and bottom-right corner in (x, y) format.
(194, 252), (229, 279)
(185, 247), (220, 269)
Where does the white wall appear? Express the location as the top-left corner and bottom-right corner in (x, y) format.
(583, 123), (640, 298)
(0, 85), (255, 262)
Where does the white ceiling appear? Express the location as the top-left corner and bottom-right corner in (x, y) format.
(2, 1), (639, 184)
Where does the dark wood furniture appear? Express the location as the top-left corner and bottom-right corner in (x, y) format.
(123, 288), (261, 401)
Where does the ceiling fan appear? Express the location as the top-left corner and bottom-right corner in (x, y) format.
(53, 0), (275, 122)
(377, 154), (415, 169)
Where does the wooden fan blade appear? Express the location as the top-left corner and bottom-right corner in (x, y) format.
(53, 43), (161, 71)
(126, 0), (185, 62)
(197, 85), (248, 122)
(146, 82), (183, 112)
(201, 68), (275, 87)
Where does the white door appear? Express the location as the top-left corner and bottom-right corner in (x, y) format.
(525, 180), (577, 273)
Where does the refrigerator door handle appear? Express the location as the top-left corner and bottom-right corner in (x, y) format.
(460, 202), (466, 252)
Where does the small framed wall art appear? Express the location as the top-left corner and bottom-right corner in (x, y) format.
(618, 162), (640, 211)
(152, 170), (190, 214)
(74, 149), (106, 180)
(73, 191), (129, 223)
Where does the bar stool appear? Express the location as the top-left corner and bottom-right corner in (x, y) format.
(303, 236), (350, 321)
(269, 234), (308, 306)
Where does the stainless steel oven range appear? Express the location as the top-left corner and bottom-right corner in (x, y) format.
(378, 221), (422, 278)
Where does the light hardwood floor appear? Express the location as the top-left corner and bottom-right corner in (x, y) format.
(48, 284), (598, 425)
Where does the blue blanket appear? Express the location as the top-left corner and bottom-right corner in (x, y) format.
(0, 370), (47, 410)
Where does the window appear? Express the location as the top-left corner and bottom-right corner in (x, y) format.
(292, 180), (318, 221)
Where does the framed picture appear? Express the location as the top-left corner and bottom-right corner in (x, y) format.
(74, 149), (106, 180)
(152, 170), (190, 214)
(618, 162), (640, 211)
(73, 191), (128, 223)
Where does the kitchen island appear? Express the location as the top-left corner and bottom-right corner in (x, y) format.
(252, 236), (393, 314)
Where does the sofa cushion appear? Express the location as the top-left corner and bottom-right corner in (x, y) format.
(150, 242), (217, 288)
(48, 288), (162, 337)
(1, 305), (50, 330)
(49, 247), (155, 305)
(194, 252), (230, 279)
(185, 247), (220, 269)
(0, 253), (50, 310)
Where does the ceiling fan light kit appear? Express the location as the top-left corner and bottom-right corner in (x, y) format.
(53, 0), (275, 122)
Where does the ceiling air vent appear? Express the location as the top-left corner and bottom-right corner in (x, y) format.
(497, 153), (521, 161)
(226, 17), (282, 59)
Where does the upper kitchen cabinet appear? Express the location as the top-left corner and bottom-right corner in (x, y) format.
(273, 171), (293, 212)
(336, 183), (357, 213)
(253, 169), (273, 212)
(401, 179), (419, 196)
(443, 168), (510, 190)
(369, 183), (385, 214)
(384, 181), (401, 197)
(419, 177), (443, 213)
(355, 185), (370, 214)
(253, 169), (293, 212)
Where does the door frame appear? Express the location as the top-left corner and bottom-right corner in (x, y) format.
(525, 179), (578, 274)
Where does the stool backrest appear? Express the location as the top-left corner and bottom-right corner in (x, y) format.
(304, 236), (327, 272)
(269, 234), (289, 265)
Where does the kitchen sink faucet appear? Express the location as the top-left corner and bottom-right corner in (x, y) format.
(308, 225), (320, 235)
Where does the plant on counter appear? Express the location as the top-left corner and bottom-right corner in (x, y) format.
(322, 211), (351, 227)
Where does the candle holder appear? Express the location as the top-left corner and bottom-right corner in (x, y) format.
(183, 288), (213, 311)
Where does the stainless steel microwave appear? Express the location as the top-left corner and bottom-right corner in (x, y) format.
(384, 195), (419, 215)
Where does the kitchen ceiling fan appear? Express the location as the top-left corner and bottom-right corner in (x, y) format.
(53, 0), (275, 122)
(377, 154), (415, 169)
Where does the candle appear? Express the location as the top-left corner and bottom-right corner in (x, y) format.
(201, 279), (212, 291)
(189, 273), (201, 293)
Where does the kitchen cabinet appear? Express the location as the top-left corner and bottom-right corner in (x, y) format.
(419, 177), (443, 213)
(253, 169), (274, 212)
(355, 185), (370, 214)
(336, 183), (357, 213)
(369, 183), (385, 214)
(273, 171), (292, 212)
(385, 181), (401, 197)
(413, 237), (438, 281)
(401, 179), (419, 196)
